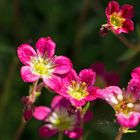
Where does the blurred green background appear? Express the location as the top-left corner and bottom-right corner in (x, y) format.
(0, 0), (140, 140)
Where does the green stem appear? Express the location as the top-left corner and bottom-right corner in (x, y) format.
(113, 32), (134, 49)
(13, 80), (40, 140)
(58, 132), (63, 140)
(30, 80), (39, 103)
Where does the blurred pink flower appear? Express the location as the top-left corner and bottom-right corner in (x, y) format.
(17, 37), (72, 92)
(91, 62), (119, 87)
(100, 1), (134, 35)
(98, 67), (140, 128)
(33, 95), (93, 139)
(58, 69), (99, 107)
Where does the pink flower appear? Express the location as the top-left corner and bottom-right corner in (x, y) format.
(91, 62), (119, 87)
(98, 67), (140, 128)
(17, 37), (72, 92)
(102, 1), (134, 34)
(58, 69), (99, 107)
(33, 95), (93, 139)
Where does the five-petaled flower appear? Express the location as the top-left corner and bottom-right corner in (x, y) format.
(104, 0), (134, 34)
(58, 69), (99, 107)
(98, 67), (140, 128)
(33, 95), (93, 139)
(17, 37), (72, 92)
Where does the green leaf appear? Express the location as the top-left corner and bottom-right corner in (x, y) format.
(124, 129), (137, 133)
(82, 102), (90, 115)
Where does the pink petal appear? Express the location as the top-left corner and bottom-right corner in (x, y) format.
(62, 69), (78, 86)
(33, 106), (51, 121)
(84, 86), (99, 101)
(51, 95), (71, 109)
(111, 27), (123, 34)
(20, 66), (39, 82)
(105, 1), (120, 17)
(122, 19), (134, 33)
(43, 74), (62, 92)
(65, 128), (83, 139)
(116, 113), (140, 128)
(39, 124), (58, 138)
(17, 43), (36, 65)
(53, 56), (72, 75)
(121, 4), (134, 18)
(83, 110), (93, 123)
(131, 67), (140, 79)
(36, 37), (56, 58)
(98, 86), (122, 105)
(126, 79), (140, 101)
(57, 69), (78, 98)
(79, 69), (96, 85)
(58, 86), (71, 98)
(70, 98), (86, 107)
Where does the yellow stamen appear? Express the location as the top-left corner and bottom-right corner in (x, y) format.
(110, 12), (125, 28)
(68, 81), (89, 100)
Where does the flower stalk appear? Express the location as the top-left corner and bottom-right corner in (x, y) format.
(115, 126), (124, 140)
(58, 132), (63, 140)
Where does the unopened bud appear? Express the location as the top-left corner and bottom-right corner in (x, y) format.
(67, 105), (77, 114)
(23, 105), (34, 121)
(99, 25), (109, 37)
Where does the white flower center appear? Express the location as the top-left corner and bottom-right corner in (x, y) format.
(48, 108), (76, 131)
(31, 57), (55, 77)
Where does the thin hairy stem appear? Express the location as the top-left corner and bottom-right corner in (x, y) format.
(113, 32), (134, 49)
(58, 132), (63, 140)
(115, 126), (124, 140)
(30, 80), (39, 103)
(13, 79), (39, 140)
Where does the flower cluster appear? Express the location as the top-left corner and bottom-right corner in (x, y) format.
(33, 95), (93, 139)
(16, 1), (139, 140)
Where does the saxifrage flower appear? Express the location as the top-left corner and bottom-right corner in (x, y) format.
(98, 67), (140, 128)
(17, 37), (72, 92)
(102, 1), (134, 34)
(33, 95), (93, 139)
(58, 69), (99, 107)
